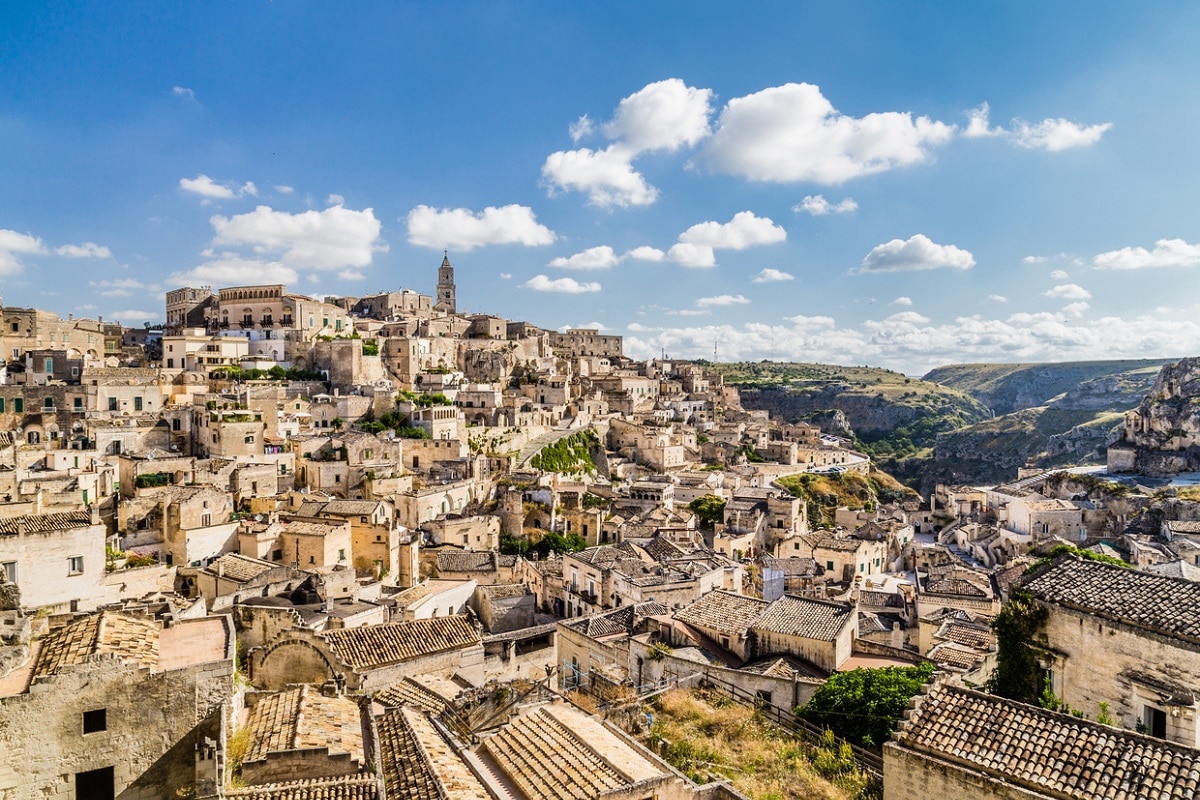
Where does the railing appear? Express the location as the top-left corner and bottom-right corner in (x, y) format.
(698, 673), (884, 779)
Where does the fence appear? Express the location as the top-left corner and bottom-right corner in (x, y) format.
(697, 672), (884, 779)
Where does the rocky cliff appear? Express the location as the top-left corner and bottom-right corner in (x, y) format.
(1108, 357), (1200, 474)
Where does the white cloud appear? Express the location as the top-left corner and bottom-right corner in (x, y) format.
(966, 103), (1112, 151)
(107, 309), (160, 324)
(569, 115), (595, 142)
(55, 242), (111, 258)
(406, 204), (556, 251)
(794, 194), (858, 216)
(521, 275), (601, 294)
(696, 294), (750, 307)
(338, 269), (365, 281)
(752, 268), (794, 283)
(212, 204), (385, 270)
(698, 82), (956, 184)
(498, 272), (513, 280)
(1044, 283), (1092, 300)
(678, 211), (786, 250)
(1093, 238), (1200, 270)
(543, 78), (712, 207)
(549, 245), (620, 271)
(1049, 269), (1069, 280)
(626, 246), (666, 262)
(666, 242), (716, 268)
(1010, 118), (1113, 151)
(169, 257), (299, 287)
(275, 185), (295, 194)
(541, 145), (658, 207)
(890, 296), (913, 306)
(857, 234), (974, 273)
(964, 103), (1004, 138)
(1022, 255), (1047, 265)
(988, 294), (1008, 303)
(327, 193), (345, 205)
(669, 309), (711, 317)
(171, 86), (195, 99)
(179, 174), (257, 200)
(89, 278), (145, 297)
(0, 229), (46, 276)
(1062, 302), (1090, 317)
(602, 78), (713, 153)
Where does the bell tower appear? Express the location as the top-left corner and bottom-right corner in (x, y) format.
(435, 252), (456, 314)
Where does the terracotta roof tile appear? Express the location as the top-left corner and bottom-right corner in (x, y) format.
(0, 510), (95, 535)
(674, 590), (768, 636)
(33, 611), (160, 677)
(224, 775), (378, 799)
(378, 707), (490, 800)
(751, 595), (853, 642)
(321, 616), (480, 670)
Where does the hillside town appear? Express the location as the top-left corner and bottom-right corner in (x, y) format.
(4, 261), (1200, 799)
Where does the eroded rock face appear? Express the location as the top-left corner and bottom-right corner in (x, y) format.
(0, 571), (19, 613)
(1110, 358), (1200, 474)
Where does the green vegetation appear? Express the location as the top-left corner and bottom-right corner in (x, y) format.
(688, 494), (727, 528)
(361, 339), (379, 356)
(1030, 544), (1129, 572)
(644, 689), (874, 799)
(397, 390), (453, 407)
(530, 429), (598, 474)
(581, 492), (608, 509)
(359, 409), (431, 438)
(797, 662), (936, 749)
(134, 472), (170, 489)
(986, 589), (1049, 705)
(500, 531), (587, 559)
(210, 364), (326, 382)
(776, 470), (916, 527)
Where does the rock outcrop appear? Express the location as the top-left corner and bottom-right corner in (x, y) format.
(1108, 357), (1200, 474)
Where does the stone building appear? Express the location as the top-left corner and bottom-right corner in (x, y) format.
(0, 508), (109, 612)
(0, 610), (235, 799)
(1019, 555), (1200, 746)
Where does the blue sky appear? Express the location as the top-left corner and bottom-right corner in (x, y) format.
(2, 1), (1200, 374)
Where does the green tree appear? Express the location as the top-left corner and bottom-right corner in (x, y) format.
(797, 662), (935, 748)
(688, 494), (727, 529)
(986, 589), (1049, 704)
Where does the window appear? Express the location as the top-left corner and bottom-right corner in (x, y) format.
(338, 548), (346, 561)
(108, 397), (118, 411)
(201, 513), (212, 527)
(134, 397), (142, 411)
(13, 398), (21, 413)
(75, 766), (113, 800)
(73, 397), (82, 410)
(8, 322), (15, 332)
(244, 435), (255, 444)
(0, 561), (15, 583)
(826, 560), (834, 570)
(68, 555), (84, 575)
(1144, 705), (1167, 738)
(0, 398), (4, 412)
(43, 357), (53, 373)
(83, 708), (107, 733)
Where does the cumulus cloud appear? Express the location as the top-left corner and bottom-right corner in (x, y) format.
(698, 82), (956, 184)
(327, 193), (345, 205)
(107, 309), (160, 324)
(1061, 302), (1090, 317)
(891, 296), (913, 306)
(406, 204), (556, 251)
(275, 185), (295, 194)
(678, 211), (786, 250)
(180, 174), (257, 200)
(1022, 255), (1048, 265)
(988, 294), (1008, 303)
(521, 275), (601, 293)
(89, 278), (145, 297)
(857, 234), (974, 273)
(0, 229), (46, 276)
(55, 242), (111, 258)
(965, 103), (1112, 151)
(1093, 238), (1200, 270)
(666, 242), (716, 268)
(696, 294), (750, 307)
(338, 269), (365, 281)
(1010, 118), (1113, 151)
(172, 86), (195, 99)
(752, 268), (794, 283)
(212, 204), (385, 270)
(499, 272), (513, 280)
(1049, 269), (1069, 280)
(1044, 283), (1092, 300)
(169, 257), (299, 287)
(794, 195), (858, 216)
(626, 246), (666, 262)
(543, 78), (713, 207)
(549, 245), (620, 270)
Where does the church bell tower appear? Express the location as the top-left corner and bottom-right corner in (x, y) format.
(435, 252), (456, 314)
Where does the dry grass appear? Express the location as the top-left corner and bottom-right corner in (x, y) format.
(640, 689), (873, 800)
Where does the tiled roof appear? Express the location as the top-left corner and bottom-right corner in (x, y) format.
(0, 510), (95, 535)
(374, 678), (454, 715)
(751, 595), (853, 642)
(33, 611), (160, 678)
(674, 590), (769, 636)
(435, 550), (497, 573)
(202, 552), (278, 583)
(321, 500), (386, 516)
(761, 556), (820, 576)
(224, 776), (378, 800)
(1020, 555), (1200, 642)
(894, 682), (1200, 798)
(321, 616), (480, 670)
(922, 566), (993, 599)
(244, 686), (364, 765)
(933, 619), (993, 650)
(926, 642), (985, 672)
(378, 707), (490, 800)
(563, 602), (668, 638)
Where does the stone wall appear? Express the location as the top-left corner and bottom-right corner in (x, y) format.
(0, 655), (233, 799)
(883, 743), (1051, 800)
